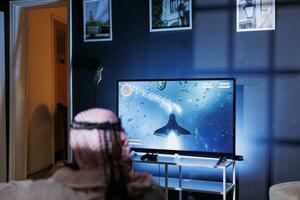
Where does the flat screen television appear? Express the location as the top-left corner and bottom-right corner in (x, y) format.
(117, 78), (236, 158)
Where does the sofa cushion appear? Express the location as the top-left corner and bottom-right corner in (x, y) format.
(270, 182), (300, 200)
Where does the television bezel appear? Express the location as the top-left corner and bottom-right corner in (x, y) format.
(116, 78), (236, 159)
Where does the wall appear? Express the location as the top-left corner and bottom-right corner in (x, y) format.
(0, 11), (6, 183)
(72, 0), (300, 199)
(26, 6), (67, 175)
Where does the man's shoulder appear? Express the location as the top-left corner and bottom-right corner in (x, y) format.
(128, 172), (164, 200)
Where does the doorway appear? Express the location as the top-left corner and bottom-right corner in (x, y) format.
(26, 6), (68, 179)
(9, 0), (72, 181)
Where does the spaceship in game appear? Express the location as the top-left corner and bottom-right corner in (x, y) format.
(154, 113), (191, 136)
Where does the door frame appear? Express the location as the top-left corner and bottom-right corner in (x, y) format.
(0, 11), (6, 182)
(9, 0), (73, 180)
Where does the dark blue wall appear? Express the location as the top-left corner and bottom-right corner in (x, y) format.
(72, 0), (300, 199)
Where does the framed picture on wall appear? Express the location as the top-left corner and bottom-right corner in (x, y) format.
(150, 0), (192, 32)
(237, 0), (275, 32)
(83, 0), (112, 42)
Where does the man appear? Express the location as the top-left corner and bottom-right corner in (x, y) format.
(0, 108), (164, 200)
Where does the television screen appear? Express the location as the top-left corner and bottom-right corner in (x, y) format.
(117, 79), (235, 156)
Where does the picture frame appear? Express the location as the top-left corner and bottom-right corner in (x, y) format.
(150, 0), (192, 32)
(83, 0), (112, 42)
(237, 0), (275, 32)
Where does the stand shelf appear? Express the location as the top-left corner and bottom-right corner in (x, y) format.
(153, 177), (234, 194)
(132, 153), (236, 200)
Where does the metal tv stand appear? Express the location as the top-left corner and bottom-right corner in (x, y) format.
(131, 153), (236, 200)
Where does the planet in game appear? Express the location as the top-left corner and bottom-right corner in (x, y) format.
(121, 84), (133, 97)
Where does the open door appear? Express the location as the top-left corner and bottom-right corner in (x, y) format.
(53, 19), (68, 162)
(26, 7), (68, 179)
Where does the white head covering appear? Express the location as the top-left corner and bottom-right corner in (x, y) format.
(70, 108), (130, 169)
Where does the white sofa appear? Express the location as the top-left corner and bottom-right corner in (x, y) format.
(270, 182), (300, 200)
